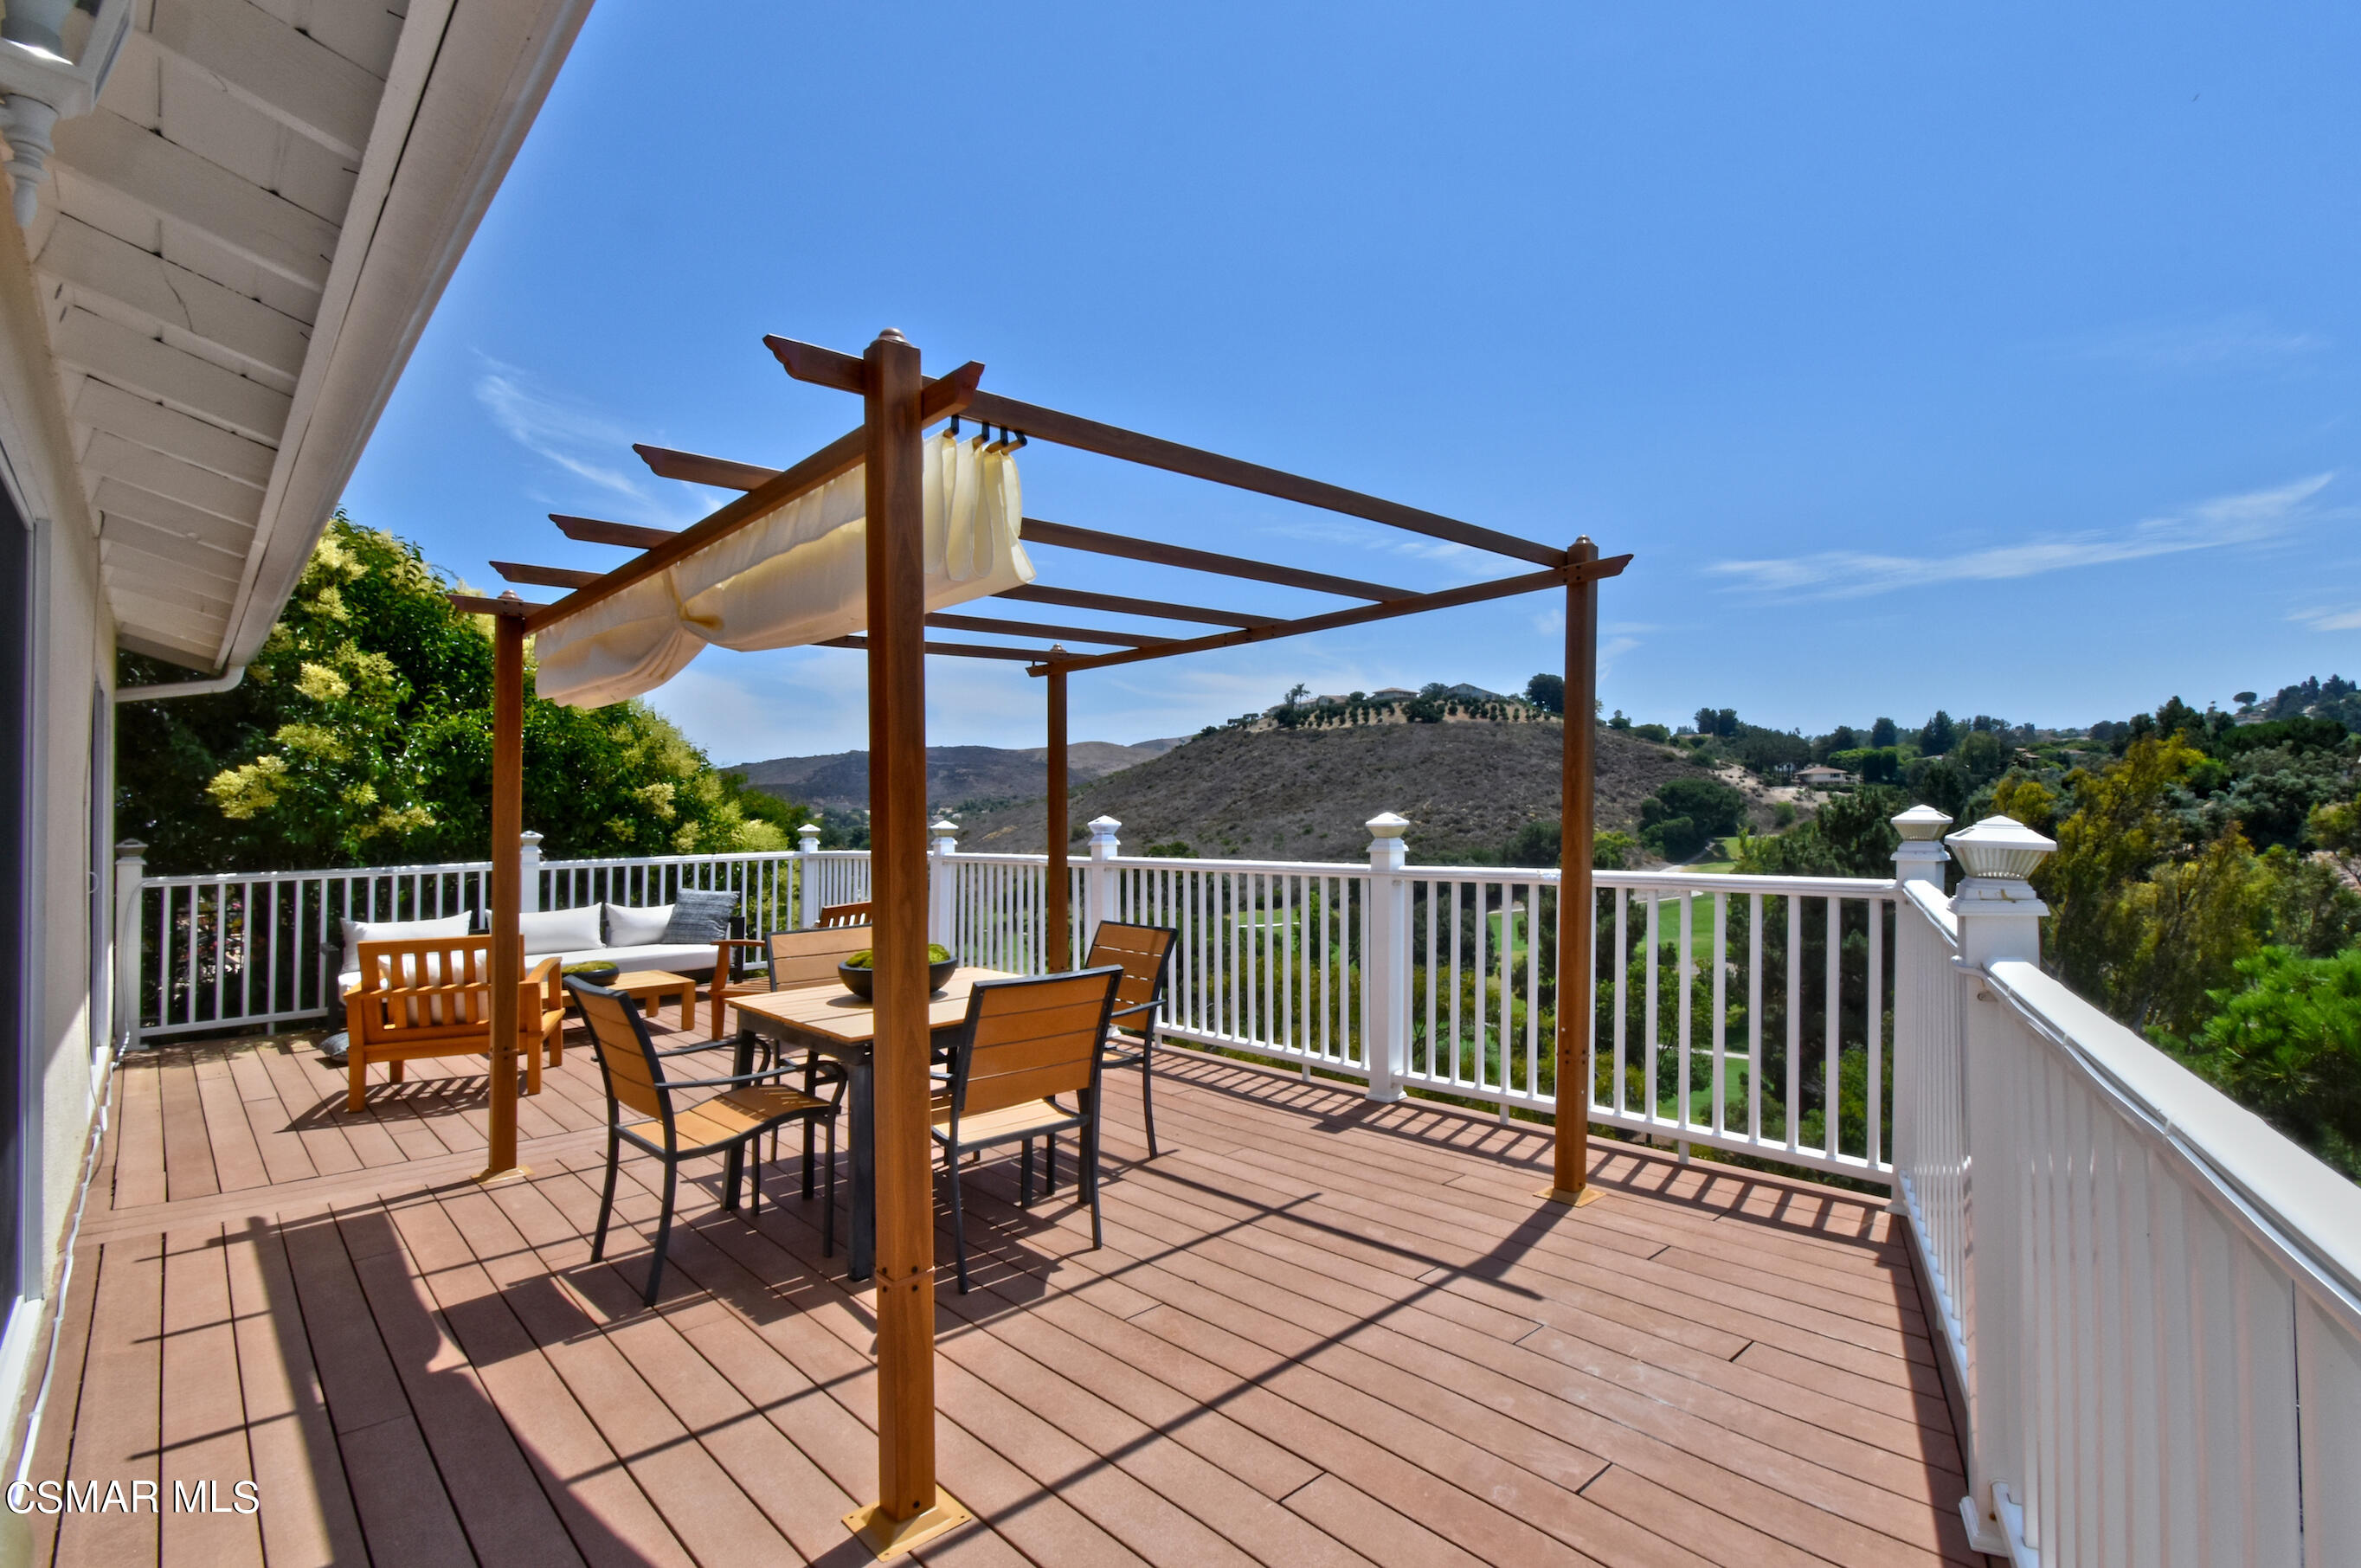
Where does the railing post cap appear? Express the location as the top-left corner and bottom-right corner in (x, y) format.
(1945, 813), (2055, 879)
(1891, 805), (1952, 842)
(115, 839), (147, 856)
(930, 819), (960, 839)
(798, 822), (822, 838)
(1366, 812), (1411, 839)
(1088, 815), (1122, 833)
(519, 829), (544, 846)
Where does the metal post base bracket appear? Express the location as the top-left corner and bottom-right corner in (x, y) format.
(846, 1488), (973, 1559)
(473, 1166), (533, 1187)
(1536, 1185), (1604, 1207)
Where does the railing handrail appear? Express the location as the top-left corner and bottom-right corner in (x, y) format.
(139, 858), (493, 889)
(1985, 954), (2361, 1335)
(943, 845), (1895, 897)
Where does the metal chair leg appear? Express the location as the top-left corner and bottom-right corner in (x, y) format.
(1045, 1133), (1057, 1195)
(1020, 1141), (1034, 1208)
(1140, 1034), (1159, 1159)
(946, 1140), (972, 1294)
(646, 1162), (678, 1306)
(1086, 1110), (1104, 1250)
(822, 1116), (838, 1258)
(592, 1128), (621, 1260)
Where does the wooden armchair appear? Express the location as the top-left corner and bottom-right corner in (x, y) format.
(344, 935), (563, 1113)
(819, 900), (872, 928)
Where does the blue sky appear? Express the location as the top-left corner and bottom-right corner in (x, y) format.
(344, 2), (2361, 763)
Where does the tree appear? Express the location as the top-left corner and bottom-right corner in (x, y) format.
(1919, 710), (1957, 755)
(2169, 947), (2361, 1177)
(118, 517), (784, 874)
(1524, 673), (1565, 715)
(1870, 717), (1899, 748)
(1607, 709), (1631, 730)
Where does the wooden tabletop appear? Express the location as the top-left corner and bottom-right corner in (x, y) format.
(729, 966), (1018, 1046)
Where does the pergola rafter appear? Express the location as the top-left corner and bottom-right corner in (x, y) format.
(454, 329), (1624, 1558)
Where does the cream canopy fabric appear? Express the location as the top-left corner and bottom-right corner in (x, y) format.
(533, 433), (1034, 708)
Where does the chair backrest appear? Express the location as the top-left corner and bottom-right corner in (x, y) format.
(946, 967), (1123, 1121)
(568, 980), (668, 1123)
(818, 900), (872, 928)
(352, 935), (512, 1033)
(766, 927), (874, 990)
(1083, 922), (1178, 1028)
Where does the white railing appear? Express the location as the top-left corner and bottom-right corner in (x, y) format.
(1890, 814), (2361, 1566)
(930, 817), (1899, 1184)
(117, 839), (828, 1043)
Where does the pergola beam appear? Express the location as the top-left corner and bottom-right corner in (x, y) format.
(994, 582), (1277, 629)
(923, 612), (1172, 647)
(818, 635), (1062, 663)
(1032, 557), (1629, 675)
(551, 513), (673, 549)
(492, 561), (599, 590)
(1020, 517), (1412, 601)
(768, 333), (1564, 568)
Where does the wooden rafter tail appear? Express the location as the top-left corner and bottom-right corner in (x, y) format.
(923, 612), (1174, 647)
(634, 444), (782, 490)
(492, 561), (600, 590)
(1020, 517), (1413, 601)
(994, 582), (1280, 629)
(762, 336), (985, 425)
(1033, 565), (1585, 675)
(525, 427), (865, 633)
(819, 635), (1063, 663)
(550, 513), (674, 549)
(960, 387), (1568, 568)
(449, 593), (541, 618)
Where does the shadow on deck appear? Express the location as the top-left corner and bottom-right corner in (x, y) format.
(23, 1014), (1987, 1566)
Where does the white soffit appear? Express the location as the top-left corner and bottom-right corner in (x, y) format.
(17, 0), (596, 669)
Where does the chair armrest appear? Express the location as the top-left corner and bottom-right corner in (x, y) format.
(664, 1065), (823, 1091)
(1110, 999), (1158, 1021)
(524, 954), (563, 1004)
(713, 937), (768, 950)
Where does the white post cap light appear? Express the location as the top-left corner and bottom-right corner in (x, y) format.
(1946, 813), (2055, 882)
(2, 0), (134, 226)
(1367, 811), (1409, 871)
(930, 819), (959, 851)
(1366, 812), (1410, 839)
(797, 822), (822, 849)
(1893, 805), (1952, 842)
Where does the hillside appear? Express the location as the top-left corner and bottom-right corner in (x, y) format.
(725, 738), (1184, 813)
(949, 719), (1705, 863)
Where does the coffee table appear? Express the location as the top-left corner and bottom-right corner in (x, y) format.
(608, 969), (698, 1031)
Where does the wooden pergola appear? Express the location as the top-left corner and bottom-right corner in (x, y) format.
(452, 329), (1627, 1558)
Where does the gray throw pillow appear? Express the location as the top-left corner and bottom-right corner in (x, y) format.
(659, 888), (737, 942)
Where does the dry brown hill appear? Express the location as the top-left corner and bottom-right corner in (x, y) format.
(950, 719), (1706, 864)
(726, 738), (1183, 813)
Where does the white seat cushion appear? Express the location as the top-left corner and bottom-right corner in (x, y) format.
(532, 942), (718, 975)
(601, 902), (673, 946)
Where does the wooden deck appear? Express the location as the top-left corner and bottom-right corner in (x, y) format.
(25, 1010), (1987, 1566)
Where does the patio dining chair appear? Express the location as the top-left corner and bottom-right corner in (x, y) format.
(819, 900), (872, 927)
(1081, 921), (1179, 1160)
(569, 977), (844, 1305)
(933, 966), (1124, 1293)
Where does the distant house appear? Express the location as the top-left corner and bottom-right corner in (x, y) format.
(1796, 764), (1849, 788)
(1444, 684), (1506, 703)
(1316, 694), (1353, 706)
(1370, 687), (1418, 703)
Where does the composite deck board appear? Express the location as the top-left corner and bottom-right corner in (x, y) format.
(30, 1023), (1989, 1567)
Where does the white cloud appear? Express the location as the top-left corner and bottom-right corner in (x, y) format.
(2292, 605), (2361, 633)
(1707, 474), (2333, 601)
(2049, 314), (2327, 370)
(473, 357), (722, 525)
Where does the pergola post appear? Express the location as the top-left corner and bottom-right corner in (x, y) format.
(1547, 538), (1603, 1207)
(846, 330), (968, 1556)
(479, 597), (528, 1184)
(1045, 658), (1070, 969)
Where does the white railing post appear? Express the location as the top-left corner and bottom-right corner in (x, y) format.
(1945, 813), (2054, 1556)
(797, 824), (822, 927)
(113, 839), (146, 1050)
(929, 820), (960, 948)
(1887, 806), (1951, 1210)
(1084, 816), (1121, 935)
(1364, 813), (1410, 1102)
(518, 831), (543, 913)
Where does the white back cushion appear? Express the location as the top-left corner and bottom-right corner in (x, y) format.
(518, 904), (602, 955)
(341, 913), (472, 980)
(601, 902), (674, 948)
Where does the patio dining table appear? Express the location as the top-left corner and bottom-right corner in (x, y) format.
(726, 965), (1019, 1281)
